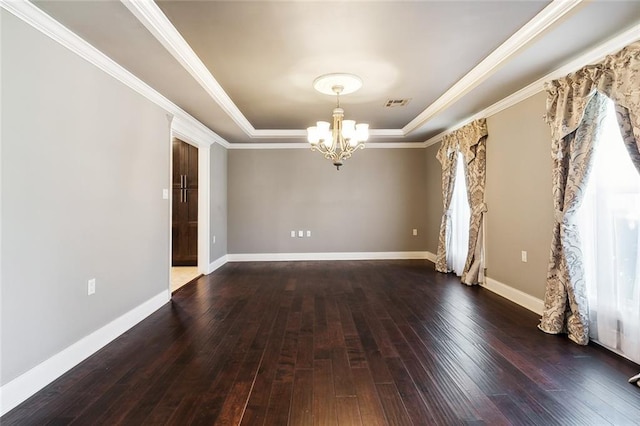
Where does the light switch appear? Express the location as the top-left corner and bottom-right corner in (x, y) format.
(306, 230), (311, 237)
(412, 229), (418, 236)
(162, 189), (169, 199)
(521, 251), (528, 262)
(298, 230), (304, 238)
(291, 230), (296, 238)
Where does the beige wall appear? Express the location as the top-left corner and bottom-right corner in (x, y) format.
(485, 91), (554, 299)
(210, 143), (228, 261)
(228, 148), (428, 254)
(2, 12), (170, 384)
(424, 143), (443, 254)
(421, 92), (553, 300)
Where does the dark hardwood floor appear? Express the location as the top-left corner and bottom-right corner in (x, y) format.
(3, 260), (640, 425)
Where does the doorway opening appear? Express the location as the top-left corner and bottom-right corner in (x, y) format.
(171, 138), (201, 292)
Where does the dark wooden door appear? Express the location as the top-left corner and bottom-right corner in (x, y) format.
(172, 139), (198, 266)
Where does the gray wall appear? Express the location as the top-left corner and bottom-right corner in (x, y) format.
(485, 91), (554, 299)
(421, 92), (553, 299)
(1, 12), (170, 384)
(228, 148), (428, 253)
(424, 143), (443, 254)
(210, 143), (228, 261)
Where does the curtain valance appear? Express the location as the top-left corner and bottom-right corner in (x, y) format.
(436, 119), (488, 165)
(545, 41), (640, 146)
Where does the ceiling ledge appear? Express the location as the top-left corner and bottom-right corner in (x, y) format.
(423, 21), (640, 148)
(1, 0), (228, 148)
(247, 128), (406, 139)
(8, 0), (637, 152)
(121, 0), (583, 141)
(121, 0), (255, 137)
(227, 142), (426, 150)
(403, 0), (583, 135)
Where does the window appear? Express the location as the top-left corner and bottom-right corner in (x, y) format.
(446, 151), (470, 276)
(578, 98), (640, 363)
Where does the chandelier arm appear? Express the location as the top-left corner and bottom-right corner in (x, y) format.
(312, 143), (339, 163)
(306, 74), (367, 170)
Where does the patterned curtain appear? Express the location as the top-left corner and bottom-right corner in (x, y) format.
(616, 104), (640, 174)
(539, 93), (608, 345)
(539, 41), (640, 345)
(460, 123), (488, 285)
(435, 133), (459, 273)
(435, 119), (488, 285)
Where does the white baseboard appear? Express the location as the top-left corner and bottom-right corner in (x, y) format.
(482, 277), (544, 315)
(425, 251), (437, 263)
(227, 251), (431, 262)
(207, 254), (228, 274)
(0, 290), (170, 417)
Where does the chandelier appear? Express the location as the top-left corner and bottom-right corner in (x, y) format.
(306, 73), (369, 170)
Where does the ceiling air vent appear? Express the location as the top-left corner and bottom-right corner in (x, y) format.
(384, 98), (411, 107)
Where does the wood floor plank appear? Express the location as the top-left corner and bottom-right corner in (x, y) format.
(385, 357), (438, 425)
(3, 260), (639, 426)
(215, 348), (264, 425)
(263, 380), (293, 426)
(289, 369), (313, 426)
(375, 383), (413, 426)
(312, 359), (337, 426)
(238, 306), (290, 426)
(351, 368), (388, 426)
(331, 348), (356, 397)
(296, 335), (314, 370)
(345, 335), (368, 369)
(335, 396), (363, 426)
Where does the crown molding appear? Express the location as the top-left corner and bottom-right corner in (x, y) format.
(172, 116), (230, 149)
(121, 1), (413, 142)
(404, 0), (583, 135)
(423, 22), (640, 148)
(369, 129), (406, 138)
(0, 0), (228, 149)
(229, 143), (308, 150)
(7, 0), (637, 152)
(228, 141), (426, 150)
(250, 129), (306, 139)
(122, 0), (583, 142)
(245, 128), (407, 139)
(366, 142), (426, 149)
(121, 0), (256, 136)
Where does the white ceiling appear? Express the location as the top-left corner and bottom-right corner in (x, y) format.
(31, 0), (640, 144)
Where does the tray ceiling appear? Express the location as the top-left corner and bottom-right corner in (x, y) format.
(30, 0), (640, 144)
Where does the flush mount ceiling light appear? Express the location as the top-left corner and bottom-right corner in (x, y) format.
(307, 73), (369, 170)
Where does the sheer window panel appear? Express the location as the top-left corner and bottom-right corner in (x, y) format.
(578, 98), (640, 364)
(446, 152), (471, 277)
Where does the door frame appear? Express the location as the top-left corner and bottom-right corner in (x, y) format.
(170, 117), (211, 285)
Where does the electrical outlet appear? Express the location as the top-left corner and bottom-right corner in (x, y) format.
(306, 230), (311, 237)
(521, 251), (528, 262)
(412, 229), (418, 236)
(88, 278), (96, 295)
(291, 230), (296, 238)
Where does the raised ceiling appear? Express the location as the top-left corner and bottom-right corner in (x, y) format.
(30, 0), (640, 144)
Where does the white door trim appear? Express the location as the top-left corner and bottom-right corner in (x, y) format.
(171, 117), (212, 283)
